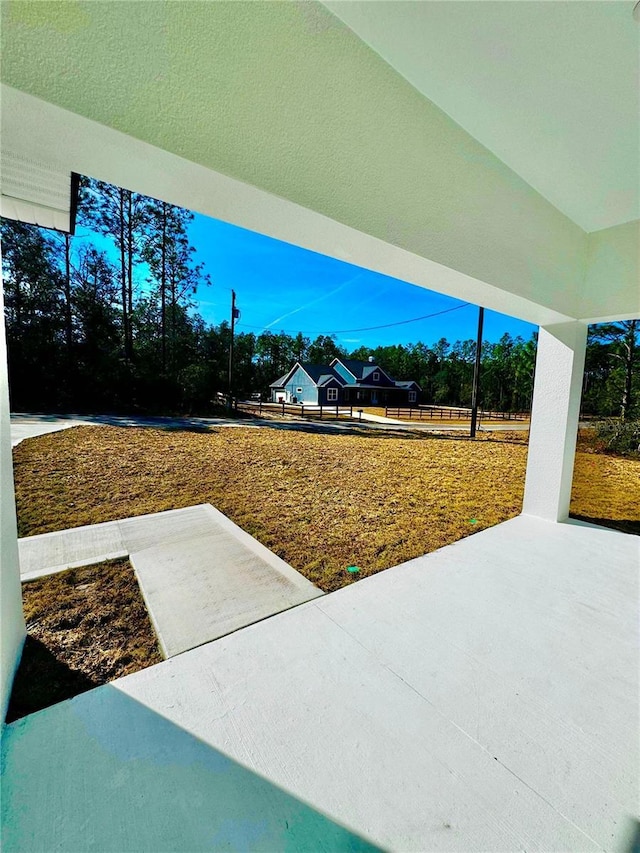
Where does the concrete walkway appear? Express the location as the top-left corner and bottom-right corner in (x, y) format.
(4, 516), (637, 851)
(19, 504), (323, 657)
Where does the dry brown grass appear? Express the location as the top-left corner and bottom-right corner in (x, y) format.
(7, 558), (162, 721)
(571, 431), (640, 535)
(15, 425), (525, 591)
(13, 424), (638, 592)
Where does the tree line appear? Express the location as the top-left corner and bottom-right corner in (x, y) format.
(1, 177), (637, 418)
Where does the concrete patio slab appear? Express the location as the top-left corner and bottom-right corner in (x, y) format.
(3, 516), (637, 851)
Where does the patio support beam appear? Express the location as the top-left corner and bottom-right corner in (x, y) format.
(522, 321), (587, 523)
(0, 250), (26, 722)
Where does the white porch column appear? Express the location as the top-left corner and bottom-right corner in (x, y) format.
(522, 321), (588, 522)
(0, 253), (26, 722)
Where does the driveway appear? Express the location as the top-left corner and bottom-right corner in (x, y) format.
(10, 411), (529, 448)
(9, 412), (261, 446)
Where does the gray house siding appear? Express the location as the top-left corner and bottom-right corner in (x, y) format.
(281, 366), (318, 403)
(332, 362), (355, 383)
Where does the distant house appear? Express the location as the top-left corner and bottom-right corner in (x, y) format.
(270, 357), (421, 406)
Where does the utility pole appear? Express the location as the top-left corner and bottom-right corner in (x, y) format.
(228, 290), (238, 409)
(470, 306), (484, 438)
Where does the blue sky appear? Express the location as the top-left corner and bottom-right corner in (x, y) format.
(188, 213), (536, 350)
(77, 209), (536, 350)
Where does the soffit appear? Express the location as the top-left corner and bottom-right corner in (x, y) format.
(0, 150), (76, 233)
(323, 1), (640, 233)
(0, 2), (599, 321)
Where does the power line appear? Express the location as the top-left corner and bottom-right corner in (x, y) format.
(236, 302), (471, 337)
(330, 303), (471, 333)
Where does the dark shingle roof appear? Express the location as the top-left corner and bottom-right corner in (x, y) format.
(338, 359), (372, 380)
(338, 359), (399, 384)
(299, 363), (346, 385)
(395, 380), (421, 390)
(272, 361), (419, 390)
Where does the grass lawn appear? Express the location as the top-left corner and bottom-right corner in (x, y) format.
(13, 425), (639, 592)
(8, 558), (162, 721)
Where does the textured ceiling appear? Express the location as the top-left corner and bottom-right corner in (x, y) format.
(1, 0), (590, 315)
(323, 1), (639, 233)
(3, 0), (637, 324)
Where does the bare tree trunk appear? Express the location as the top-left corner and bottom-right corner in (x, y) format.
(64, 233), (73, 359)
(161, 202), (167, 374)
(620, 320), (637, 420)
(127, 191), (134, 316)
(118, 189), (130, 360)
(14, 274), (23, 330)
(170, 269), (177, 374)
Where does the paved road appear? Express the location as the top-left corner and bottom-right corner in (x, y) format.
(10, 412), (262, 446)
(10, 411), (529, 447)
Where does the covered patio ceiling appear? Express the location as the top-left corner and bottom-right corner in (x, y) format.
(325, 0), (639, 233)
(1, 1), (638, 326)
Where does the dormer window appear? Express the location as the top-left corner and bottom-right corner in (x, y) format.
(373, 371), (380, 381)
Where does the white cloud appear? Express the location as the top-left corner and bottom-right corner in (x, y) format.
(264, 273), (362, 330)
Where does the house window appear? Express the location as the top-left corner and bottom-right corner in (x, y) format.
(327, 388), (338, 402)
(296, 387), (303, 393)
(373, 372), (380, 381)
(408, 390), (417, 403)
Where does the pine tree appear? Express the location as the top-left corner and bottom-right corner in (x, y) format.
(143, 200), (211, 377)
(78, 178), (149, 361)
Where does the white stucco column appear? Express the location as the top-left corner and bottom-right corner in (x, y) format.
(522, 321), (588, 522)
(0, 251), (26, 722)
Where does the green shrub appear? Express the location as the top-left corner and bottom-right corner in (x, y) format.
(593, 419), (640, 455)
